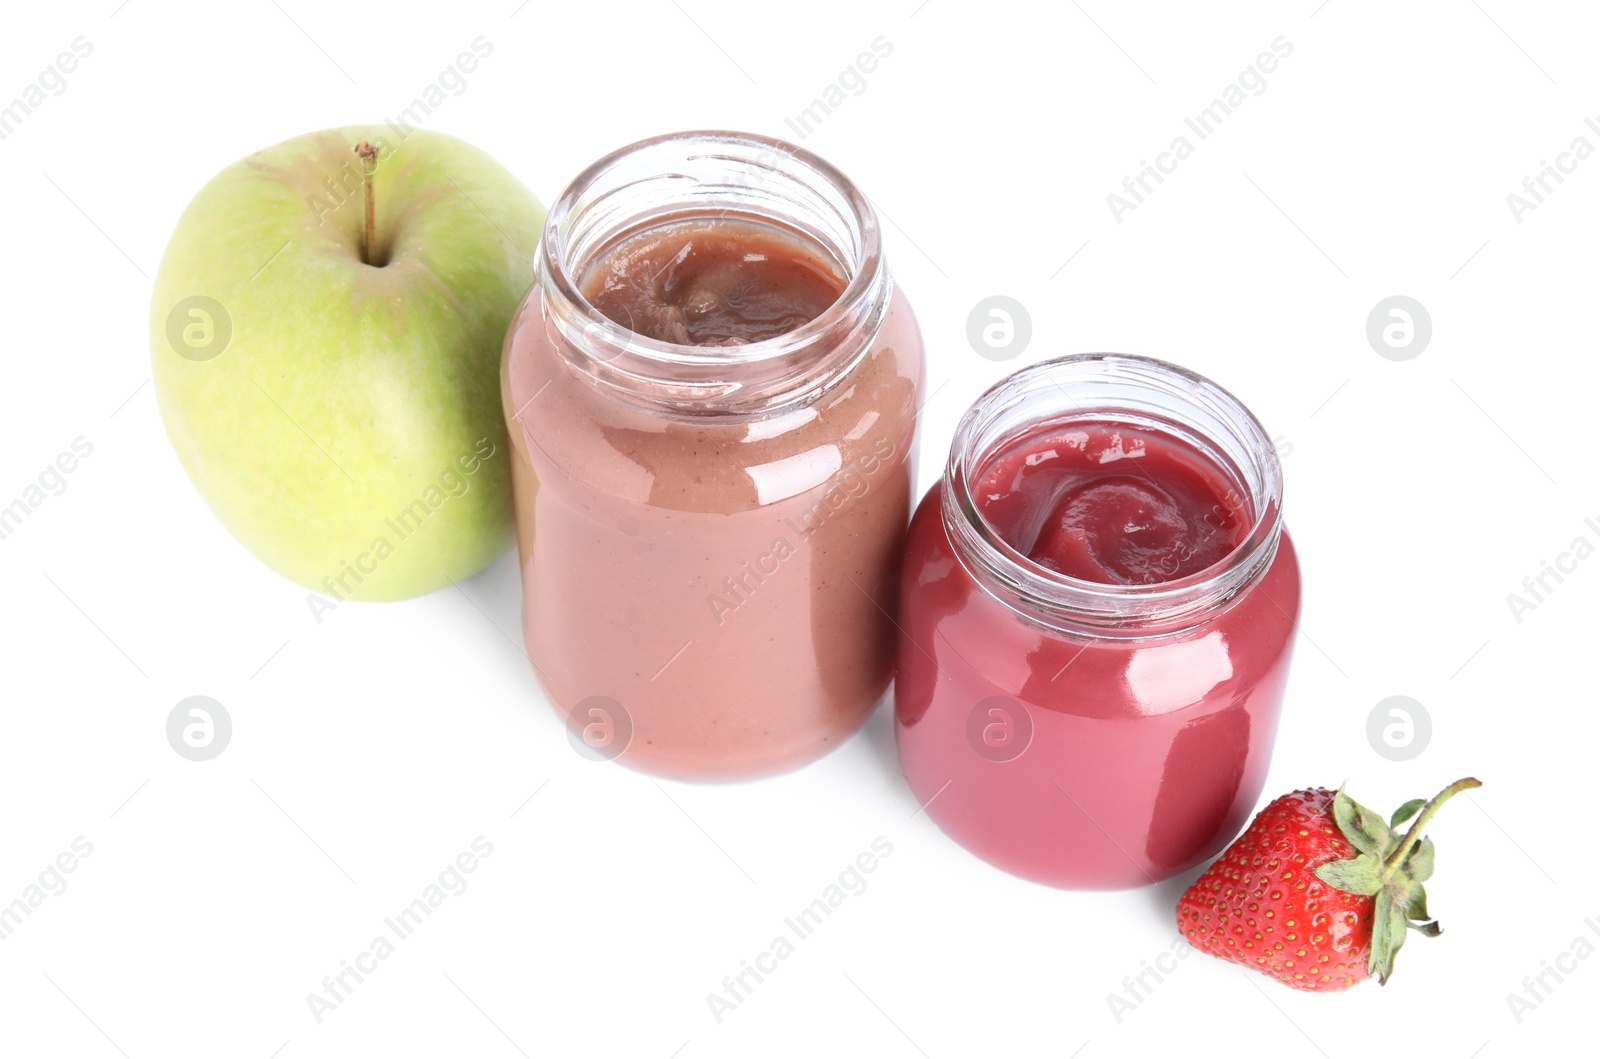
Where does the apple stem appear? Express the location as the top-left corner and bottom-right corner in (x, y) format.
(355, 141), (379, 266)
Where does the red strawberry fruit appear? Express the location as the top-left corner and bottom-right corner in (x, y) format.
(1176, 777), (1480, 991)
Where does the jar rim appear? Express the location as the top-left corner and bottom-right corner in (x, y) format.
(942, 353), (1286, 636)
(536, 130), (888, 407)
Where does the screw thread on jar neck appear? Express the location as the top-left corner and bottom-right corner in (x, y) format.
(536, 130), (890, 418)
(942, 353), (1286, 638)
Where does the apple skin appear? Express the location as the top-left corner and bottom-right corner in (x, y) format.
(151, 125), (545, 601)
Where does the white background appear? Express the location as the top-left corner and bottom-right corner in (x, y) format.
(1, 1), (1594, 1056)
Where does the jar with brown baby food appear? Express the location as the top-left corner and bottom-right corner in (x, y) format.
(501, 131), (924, 780)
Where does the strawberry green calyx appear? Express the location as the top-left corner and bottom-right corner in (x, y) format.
(1313, 777), (1482, 985)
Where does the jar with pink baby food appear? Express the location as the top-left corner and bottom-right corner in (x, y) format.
(502, 131), (924, 780)
(895, 354), (1299, 888)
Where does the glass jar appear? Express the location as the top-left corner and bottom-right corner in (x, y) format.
(502, 131), (925, 780)
(894, 354), (1299, 889)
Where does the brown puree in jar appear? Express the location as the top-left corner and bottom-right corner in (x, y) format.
(503, 216), (923, 780)
(581, 220), (846, 346)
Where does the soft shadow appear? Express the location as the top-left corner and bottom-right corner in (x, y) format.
(458, 547), (523, 633)
(856, 683), (901, 773)
(1147, 860), (1210, 924)
(854, 682), (919, 807)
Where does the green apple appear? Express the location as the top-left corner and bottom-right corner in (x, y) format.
(150, 125), (544, 602)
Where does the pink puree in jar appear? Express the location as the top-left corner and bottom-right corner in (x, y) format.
(502, 132), (924, 780)
(894, 355), (1300, 889)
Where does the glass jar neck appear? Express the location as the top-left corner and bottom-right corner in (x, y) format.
(942, 354), (1285, 638)
(535, 130), (890, 418)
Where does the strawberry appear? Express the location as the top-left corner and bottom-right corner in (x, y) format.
(1175, 777), (1480, 991)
